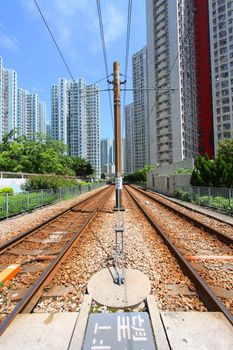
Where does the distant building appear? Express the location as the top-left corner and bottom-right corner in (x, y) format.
(17, 88), (46, 139)
(0, 56), (46, 141)
(39, 102), (47, 136)
(51, 78), (100, 177)
(0, 57), (17, 141)
(46, 122), (51, 137)
(125, 103), (134, 174)
(100, 138), (115, 176)
(122, 138), (125, 175)
(132, 47), (149, 170)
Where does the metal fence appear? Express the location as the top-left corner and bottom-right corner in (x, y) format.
(0, 182), (106, 219)
(174, 186), (233, 215)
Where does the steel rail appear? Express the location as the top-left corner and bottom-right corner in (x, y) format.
(125, 185), (233, 326)
(0, 185), (113, 335)
(0, 185), (110, 254)
(131, 185), (233, 245)
(144, 187), (233, 228)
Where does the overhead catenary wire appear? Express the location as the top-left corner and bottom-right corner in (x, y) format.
(33, 0), (75, 82)
(96, 0), (114, 131)
(122, 0), (133, 139)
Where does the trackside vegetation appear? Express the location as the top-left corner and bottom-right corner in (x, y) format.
(124, 165), (153, 182)
(0, 131), (94, 177)
(191, 139), (233, 188)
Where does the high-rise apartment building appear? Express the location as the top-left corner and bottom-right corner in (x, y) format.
(0, 56), (46, 141)
(39, 102), (47, 135)
(193, 0), (214, 158)
(208, 0), (233, 152)
(132, 47), (149, 170)
(146, 0), (198, 167)
(17, 88), (46, 138)
(51, 78), (100, 177)
(0, 57), (17, 141)
(17, 88), (28, 136)
(100, 138), (114, 175)
(124, 103), (134, 174)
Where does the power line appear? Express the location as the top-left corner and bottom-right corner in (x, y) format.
(33, 0), (75, 82)
(96, 0), (114, 131)
(124, 0), (133, 80)
(122, 0), (133, 139)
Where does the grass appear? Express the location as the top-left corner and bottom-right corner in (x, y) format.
(173, 188), (233, 214)
(0, 182), (106, 219)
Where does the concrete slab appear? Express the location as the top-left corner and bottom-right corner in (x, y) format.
(146, 295), (170, 350)
(0, 312), (78, 350)
(88, 268), (151, 307)
(161, 312), (233, 350)
(69, 294), (92, 350)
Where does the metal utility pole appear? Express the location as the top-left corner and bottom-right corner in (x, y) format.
(113, 61), (123, 209)
(112, 61), (125, 285)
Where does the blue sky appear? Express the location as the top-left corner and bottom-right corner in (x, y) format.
(0, 0), (146, 139)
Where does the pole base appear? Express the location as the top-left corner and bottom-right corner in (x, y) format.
(113, 206), (125, 211)
(87, 268), (151, 308)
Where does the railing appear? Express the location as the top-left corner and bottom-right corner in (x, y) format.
(0, 171), (77, 179)
(174, 186), (233, 215)
(0, 182), (106, 219)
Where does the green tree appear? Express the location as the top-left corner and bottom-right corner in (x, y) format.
(72, 157), (94, 177)
(124, 165), (153, 182)
(191, 139), (233, 188)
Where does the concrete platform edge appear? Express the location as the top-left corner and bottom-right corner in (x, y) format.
(69, 294), (92, 350)
(146, 295), (170, 350)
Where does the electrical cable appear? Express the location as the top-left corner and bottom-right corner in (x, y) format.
(122, 0), (133, 160)
(96, 0), (114, 131)
(33, 0), (75, 82)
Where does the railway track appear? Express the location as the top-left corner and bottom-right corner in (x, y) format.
(0, 185), (113, 335)
(132, 185), (233, 244)
(125, 185), (233, 325)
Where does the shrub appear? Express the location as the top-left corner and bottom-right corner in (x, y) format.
(173, 189), (190, 201)
(0, 187), (13, 195)
(23, 175), (78, 191)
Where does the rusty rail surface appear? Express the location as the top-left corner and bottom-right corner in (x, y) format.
(0, 185), (113, 335)
(132, 185), (233, 245)
(125, 185), (233, 326)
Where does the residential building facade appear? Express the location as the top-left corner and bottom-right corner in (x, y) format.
(194, 0), (214, 158)
(100, 138), (114, 175)
(0, 57), (17, 141)
(17, 88), (46, 139)
(132, 47), (150, 170)
(0, 56), (46, 141)
(208, 0), (233, 152)
(124, 103), (134, 174)
(51, 78), (100, 177)
(146, 0), (198, 167)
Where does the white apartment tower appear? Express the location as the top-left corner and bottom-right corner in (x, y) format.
(125, 103), (134, 173)
(132, 47), (149, 170)
(51, 78), (100, 177)
(0, 56), (45, 141)
(0, 57), (17, 141)
(146, 0), (198, 167)
(17, 88), (46, 138)
(17, 88), (28, 136)
(209, 0), (233, 151)
(39, 102), (47, 135)
(100, 138), (114, 174)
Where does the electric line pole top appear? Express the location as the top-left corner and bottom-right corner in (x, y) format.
(113, 61), (124, 210)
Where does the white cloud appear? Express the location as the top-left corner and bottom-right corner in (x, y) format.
(0, 23), (20, 53)
(21, 0), (126, 50)
(103, 2), (126, 44)
(20, 0), (127, 79)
